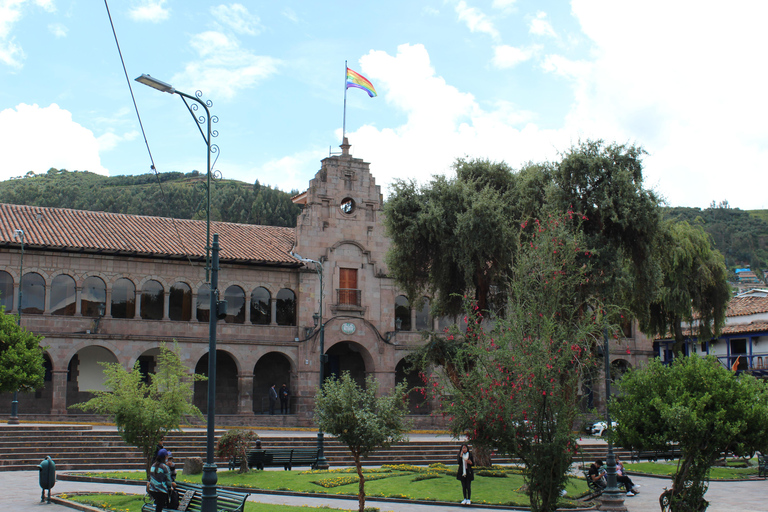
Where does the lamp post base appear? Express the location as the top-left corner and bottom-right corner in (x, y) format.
(8, 391), (19, 424)
(200, 463), (218, 512)
(599, 490), (627, 512)
(315, 432), (330, 470)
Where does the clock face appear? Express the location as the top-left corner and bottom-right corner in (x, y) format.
(340, 197), (355, 214)
(341, 322), (356, 335)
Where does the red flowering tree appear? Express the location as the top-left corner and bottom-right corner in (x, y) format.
(411, 212), (616, 512)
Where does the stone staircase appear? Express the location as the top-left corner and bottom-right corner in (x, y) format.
(0, 425), (626, 472)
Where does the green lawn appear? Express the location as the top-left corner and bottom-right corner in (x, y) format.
(80, 464), (591, 507)
(624, 460), (760, 480)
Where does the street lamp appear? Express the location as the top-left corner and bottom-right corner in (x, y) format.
(8, 229), (24, 425)
(600, 327), (626, 511)
(135, 74), (225, 512)
(292, 251), (329, 470)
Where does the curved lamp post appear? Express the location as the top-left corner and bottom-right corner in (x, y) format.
(135, 74), (225, 512)
(7, 229), (24, 425)
(601, 327), (626, 511)
(291, 251), (330, 470)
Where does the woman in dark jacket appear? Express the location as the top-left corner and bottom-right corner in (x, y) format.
(456, 444), (474, 505)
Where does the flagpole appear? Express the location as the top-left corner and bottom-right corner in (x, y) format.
(342, 60), (348, 142)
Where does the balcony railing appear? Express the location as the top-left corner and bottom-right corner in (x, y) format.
(337, 289), (361, 307)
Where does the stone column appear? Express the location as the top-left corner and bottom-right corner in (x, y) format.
(163, 290), (170, 320)
(410, 308), (416, 332)
(50, 370), (69, 415)
(371, 371), (395, 396)
(12, 282), (20, 314)
(270, 298), (277, 326)
(238, 374), (254, 415)
(75, 286), (82, 316)
(135, 290), (142, 319)
(105, 289), (112, 318)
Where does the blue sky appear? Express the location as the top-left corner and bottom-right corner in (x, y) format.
(2, 0), (768, 209)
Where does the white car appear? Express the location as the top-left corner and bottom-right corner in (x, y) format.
(591, 421), (618, 436)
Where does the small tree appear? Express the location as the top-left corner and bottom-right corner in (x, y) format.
(611, 356), (768, 511)
(0, 308), (46, 393)
(314, 372), (411, 512)
(70, 343), (205, 477)
(216, 429), (259, 473)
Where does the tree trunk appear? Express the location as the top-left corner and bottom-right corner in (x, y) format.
(473, 444), (492, 467)
(354, 452), (365, 512)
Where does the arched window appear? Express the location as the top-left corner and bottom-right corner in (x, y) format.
(415, 297), (431, 331)
(250, 287), (271, 325)
(21, 272), (45, 314)
(140, 280), (164, 320)
(197, 284), (210, 322)
(81, 276), (106, 317)
(111, 278), (136, 319)
(395, 295), (411, 331)
(51, 274), (76, 316)
(0, 270), (13, 311)
(275, 288), (296, 326)
(169, 282), (192, 321)
(224, 285), (245, 324)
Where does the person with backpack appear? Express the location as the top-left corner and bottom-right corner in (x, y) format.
(148, 448), (173, 512)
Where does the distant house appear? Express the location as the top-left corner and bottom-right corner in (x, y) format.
(654, 296), (768, 376)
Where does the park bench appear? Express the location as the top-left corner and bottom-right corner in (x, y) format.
(142, 482), (250, 512)
(629, 446), (681, 463)
(247, 448), (321, 470)
(583, 471), (627, 498)
(231, 448), (321, 471)
(758, 454), (768, 478)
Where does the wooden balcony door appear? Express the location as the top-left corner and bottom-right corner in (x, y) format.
(339, 268), (358, 305)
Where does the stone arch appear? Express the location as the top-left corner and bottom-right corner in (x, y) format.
(224, 285), (246, 324)
(111, 277), (136, 319)
(66, 345), (119, 413)
(169, 281), (193, 321)
(610, 358), (632, 383)
(193, 350), (240, 415)
(253, 352), (295, 414)
(134, 347), (163, 383)
(21, 271), (46, 314)
(395, 357), (429, 415)
(324, 340), (373, 387)
(51, 273), (77, 316)
(0, 269), (13, 311)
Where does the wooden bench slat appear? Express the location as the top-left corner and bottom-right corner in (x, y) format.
(142, 482), (249, 512)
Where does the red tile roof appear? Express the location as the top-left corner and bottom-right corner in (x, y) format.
(0, 203), (299, 265)
(726, 296), (768, 317)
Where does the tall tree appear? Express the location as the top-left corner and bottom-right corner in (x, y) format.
(383, 158), (529, 317)
(641, 220), (730, 352)
(0, 308), (45, 393)
(314, 372), (410, 512)
(611, 355), (768, 511)
(70, 343), (205, 477)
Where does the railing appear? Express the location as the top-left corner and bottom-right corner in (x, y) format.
(336, 289), (361, 306)
(715, 354), (768, 372)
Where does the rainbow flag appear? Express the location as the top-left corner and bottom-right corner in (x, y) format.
(346, 68), (377, 97)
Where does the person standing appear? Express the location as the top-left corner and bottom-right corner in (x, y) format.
(269, 384), (278, 415)
(148, 448), (172, 512)
(456, 444), (474, 505)
(280, 383), (290, 414)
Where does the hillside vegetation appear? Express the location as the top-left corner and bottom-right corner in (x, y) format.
(0, 168), (301, 227)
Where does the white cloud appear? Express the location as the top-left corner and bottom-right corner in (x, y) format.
(129, 0), (170, 23)
(97, 130), (139, 152)
(172, 31), (280, 100)
(332, 44), (571, 194)
(455, 1), (499, 41)
(529, 11), (556, 38)
(561, 0), (768, 209)
(282, 7), (298, 23)
(0, 0), (55, 68)
(48, 22), (67, 38)
(492, 44), (538, 69)
(0, 104), (109, 177)
(492, 0), (517, 8)
(211, 4), (261, 35)
(256, 149), (328, 192)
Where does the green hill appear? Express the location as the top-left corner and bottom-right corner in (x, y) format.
(0, 168), (301, 228)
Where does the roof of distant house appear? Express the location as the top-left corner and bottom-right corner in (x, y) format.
(0, 203), (299, 266)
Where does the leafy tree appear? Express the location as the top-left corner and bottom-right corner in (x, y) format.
(314, 372), (410, 512)
(547, 140), (662, 323)
(411, 212), (604, 512)
(70, 343), (205, 478)
(642, 221), (731, 352)
(611, 355), (768, 511)
(0, 308), (45, 393)
(216, 429), (259, 473)
(383, 158), (529, 317)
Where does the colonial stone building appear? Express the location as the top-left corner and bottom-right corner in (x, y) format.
(0, 140), (649, 426)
